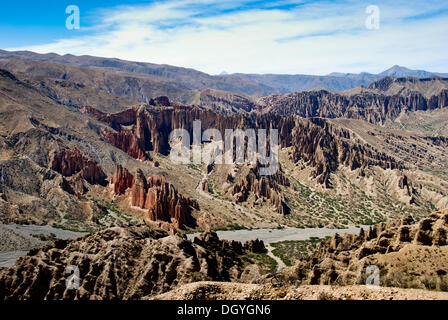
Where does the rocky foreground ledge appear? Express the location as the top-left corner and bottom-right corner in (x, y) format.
(0, 225), (263, 300)
(281, 209), (448, 290)
(151, 282), (448, 300)
(0, 209), (447, 300)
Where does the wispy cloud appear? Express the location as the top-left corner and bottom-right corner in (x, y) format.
(8, 0), (448, 75)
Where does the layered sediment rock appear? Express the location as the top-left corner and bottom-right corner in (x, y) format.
(231, 164), (290, 214)
(110, 165), (134, 195)
(50, 148), (107, 186)
(83, 104), (401, 187)
(101, 130), (147, 161)
(111, 167), (198, 229)
(288, 118), (401, 187)
(145, 182), (198, 230)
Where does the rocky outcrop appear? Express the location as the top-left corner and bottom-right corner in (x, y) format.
(287, 209), (448, 290)
(80, 106), (137, 130)
(201, 180), (209, 192)
(0, 157), (108, 225)
(145, 182), (198, 230)
(110, 165), (134, 195)
(101, 130), (147, 161)
(258, 85), (448, 124)
(80, 106), (147, 160)
(231, 164), (290, 214)
(243, 239), (266, 253)
(50, 148), (107, 186)
(111, 167), (198, 229)
(193, 231), (266, 256)
(149, 96), (171, 107)
(83, 105), (401, 187)
(423, 136), (448, 148)
(0, 225), (247, 300)
(289, 118), (401, 187)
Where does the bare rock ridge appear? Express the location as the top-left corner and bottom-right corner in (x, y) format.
(51, 147), (107, 186)
(110, 165), (134, 195)
(258, 78), (448, 124)
(287, 209), (448, 290)
(0, 225), (265, 300)
(82, 103), (402, 187)
(2, 50), (448, 97)
(111, 166), (198, 229)
(288, 118), (401, 187)
(231, 163), (291, 214)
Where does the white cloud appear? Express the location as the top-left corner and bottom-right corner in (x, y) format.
(8, 0), (448, 75)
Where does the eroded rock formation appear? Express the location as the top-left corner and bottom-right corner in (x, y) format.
(231, 163), (290, 214)
(287, 209), (448, 290)
(111, 167), (198, 229)
(0, 226), (248, 300)
(288, 118), (401, 187)
(257, 80), (448, 124)
(50, 147), (107, 186)
(83, 104), (401, 187)
(110, 165), (134, 195)
(101, 130), (147, 161)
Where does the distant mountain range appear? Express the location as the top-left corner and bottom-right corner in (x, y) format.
(328, 65), (448, 79)
(0, 49), (447, 96)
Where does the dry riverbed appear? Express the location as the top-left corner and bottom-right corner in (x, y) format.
(0, 224), (87, 267)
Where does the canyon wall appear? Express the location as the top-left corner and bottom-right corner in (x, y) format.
(111, 166), (198, 229)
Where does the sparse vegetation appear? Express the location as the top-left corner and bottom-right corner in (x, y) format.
(243, 252), (277, 274)
(271, 237), (329, 266)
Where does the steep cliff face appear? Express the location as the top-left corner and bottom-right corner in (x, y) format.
(50, 148), (107, 186)
(111, 167), (198, 229)
(257, 87), (448, 124)
(80, 106), (137, 130)
(110, 165), (134, 195)
(83, 103), (402, 188)
(145, 183), (199, 230)
(231, 164), (291, 215)
(287, 118), (401, 187)
(80, 106), (148, 160)
(82, 101), (255, 157)
(101, 129), (147, 161)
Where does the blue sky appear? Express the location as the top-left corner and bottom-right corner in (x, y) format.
(1, 0), (448, 75)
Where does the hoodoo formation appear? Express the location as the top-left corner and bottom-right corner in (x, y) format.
(111, 166), (198, 229)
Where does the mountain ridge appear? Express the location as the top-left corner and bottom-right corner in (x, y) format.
(1, 49), (447, 95)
